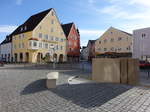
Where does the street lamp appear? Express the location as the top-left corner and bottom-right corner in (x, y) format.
(50, 45), (56, 69)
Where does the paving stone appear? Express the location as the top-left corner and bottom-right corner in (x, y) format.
(0, 65), (150, 112)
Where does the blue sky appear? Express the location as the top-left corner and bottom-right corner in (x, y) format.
(0, 0), (150, 46)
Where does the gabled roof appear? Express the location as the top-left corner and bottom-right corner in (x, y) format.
(12, 8), (52, 35)
(61, 22), (74, 37)
(0, 34), (12, 45)
(110, 27), (132, 36)
(88, 40), (96, 45)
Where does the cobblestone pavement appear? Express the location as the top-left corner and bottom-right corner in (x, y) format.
(0, 65), (150, 112)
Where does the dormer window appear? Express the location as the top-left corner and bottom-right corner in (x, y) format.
(20, 27), (23, 32)
(24, 26), (27, 30)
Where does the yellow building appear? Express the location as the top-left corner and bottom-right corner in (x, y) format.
(12, 8), (67, 63)
(95, 27), (133, 58)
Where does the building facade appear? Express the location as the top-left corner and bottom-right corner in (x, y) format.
(95, 27), (133, 58)
(133, 27), (150, 61)
(80, 46), (88, 60)
(0, 35), (12, 62)
(11, 8), (67, 63)
(87, 40), (96, 61)
(62, 23), (80, 62)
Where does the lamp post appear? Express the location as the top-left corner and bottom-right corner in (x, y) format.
(50, 45), (56, 69)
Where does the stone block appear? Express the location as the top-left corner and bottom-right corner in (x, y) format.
(127, 59), (139, 85)
(46, 72), (59, 89)
(92, 58), (120, 83)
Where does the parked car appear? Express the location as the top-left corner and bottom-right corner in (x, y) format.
(0, 61), (4, 67)
(139, 60), (150, 69)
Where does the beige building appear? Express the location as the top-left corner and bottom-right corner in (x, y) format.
(95, 27), (133, 58)
(11, 8), (67, 63)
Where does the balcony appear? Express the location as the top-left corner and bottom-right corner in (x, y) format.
(28, 38), (39, 50)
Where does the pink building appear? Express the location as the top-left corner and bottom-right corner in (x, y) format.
(62, 23), (80, 62)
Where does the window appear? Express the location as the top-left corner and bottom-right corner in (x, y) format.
(45, 43), (48, 49)
(98, 48), (101, 51)
(110, 47), (114, 51)
(104, 48), (107, 51)
(69, 41), (72, 46)
(51, 20), (54, 24)
(74, 42), (77, 47)
(56, 45), (59, 50)
(51, 36), (54, 41)
(118, 37), (122, 41)
(24, 26), (27, 30)
(39, 42), (42, 48)
(118, 48), (122, 51)
(51, 28), (54, 32)
(22, 34), (24, 38)
(128, 46), (131, 50)
(60, 46), (63, 50)
(39, 26), (42, 30)
(99, 41), (101, 44)
(13, 36), (16, 40)
(39, 33), (42, 38)
(20, 27), (23, 32)
(104, 39), (107, 43)
(142, 33), (146, 38)
(19, 43), (21, 48)
(60, 38), (63, 42)
(69, 48), (72, 51)
(45, 34), (49, 40)
(60, 32), (63, 36)
(51, 11), (54, 16)
(55, 37), (59, 41)
(33, 42), (37, 47)
(14, 45), (16, 49)
(19, 35), (21, 39)
(29, 41), (32, 47)
(22, 43), (24, 48)
(111, 38), (114, 42)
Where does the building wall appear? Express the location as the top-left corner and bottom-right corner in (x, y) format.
(81, 47), (88, 60)
(95, 27), (133, 55)
(12, 31), (33, 62)
(133, 27), (150, 60)
(0, 43), (12, 62)
(33, 9), (67, 63)
(12, 9), (67, 63)
(87, 42), (95, 61)
(67, 24), (80, 61)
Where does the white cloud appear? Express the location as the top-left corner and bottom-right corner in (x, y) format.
(16, 0), (24, 5)
(100, 0), (150, 20)
(80, 29), (105, 46)
(80, 29), (104, 37)
(0, 25), (17, 33)
(129, 0), (150, 7)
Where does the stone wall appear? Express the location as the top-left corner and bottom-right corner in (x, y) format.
(92, 58), (139, 85)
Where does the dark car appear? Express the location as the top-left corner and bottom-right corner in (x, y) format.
(139, 60), (150, 69)
(0, 61), (4, 67)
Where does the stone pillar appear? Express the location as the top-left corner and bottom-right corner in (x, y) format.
(120, 58), (128, 84)
(127, 59), (139, 85)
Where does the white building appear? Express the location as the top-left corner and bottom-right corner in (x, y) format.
(133, 27), (150, 61)
(0, 35), (12, 62)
